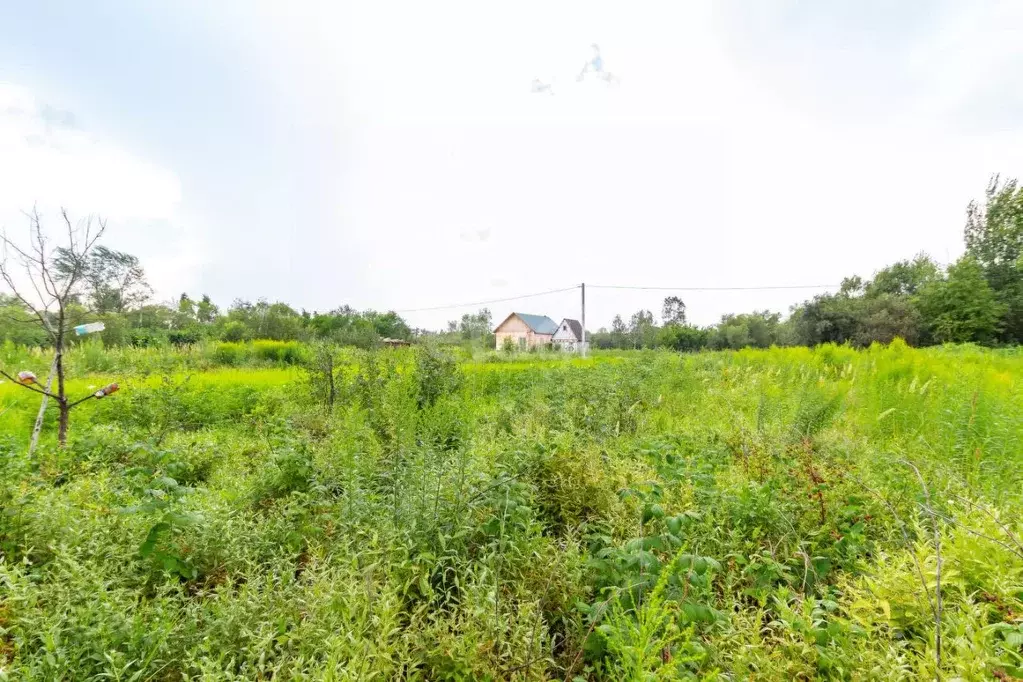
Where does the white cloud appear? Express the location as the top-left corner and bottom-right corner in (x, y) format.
(0, 83), (181, 221)
(6, 1), (1022, 329)
(319, 0), (1023, 328)
(0, 83), (204, 301)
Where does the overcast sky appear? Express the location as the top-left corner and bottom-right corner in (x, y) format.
(2, 1), (1022, 330)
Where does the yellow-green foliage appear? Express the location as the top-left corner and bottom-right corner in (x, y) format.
(0, 343), (1021, 680)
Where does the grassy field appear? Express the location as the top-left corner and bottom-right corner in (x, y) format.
(1, 342), (1022, 680)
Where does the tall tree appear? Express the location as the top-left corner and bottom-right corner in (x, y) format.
(365, 310), (412, 340)
(789, 293), (862, 346)
(458, 308), (492, 341)
(661, 296), (687, 325)
(855, 295), (924, 346)
(839, 276), (865, 296)
(866, 254), (940, 298)
(56, 245), (152, 313)
(964, 175), (1023, 341)
(223, 299), (304, 341)
(178, 293), (196, 318)
(713, 310), (781, 349)
(196, 295), (219, 324)
(628, 309), (656, 348)
(917, 257), (1006, 345)
(610, 314), (627, 349)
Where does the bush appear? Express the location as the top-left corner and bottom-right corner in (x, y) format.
(168, 327), (202, 346)
(213, 342), (246, 366)
(2, 344), (1023, 679)
(220, 320), (250, 342)
(659, 324), (709, 352)
(252, 340), (306, 365)
(128, 328), (166, 348)
(415, 345), (461, 408)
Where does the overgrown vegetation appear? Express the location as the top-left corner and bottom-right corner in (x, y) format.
(1, 341), (1021, 679)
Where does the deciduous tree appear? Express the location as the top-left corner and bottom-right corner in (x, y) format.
(917, 257), (1005, 344)
(866, 255), (940, 298)
(964, 175), (1023, 342)
(661, 296), (687, 325)
(628, 309), (656, 348)
(56, 244), (152, 313)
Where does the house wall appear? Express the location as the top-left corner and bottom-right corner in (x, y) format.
(552, 323), (577, 342)
(552, 321), (579, 351)
(494, 315), (552, 349)
(533, 333), (554, 346)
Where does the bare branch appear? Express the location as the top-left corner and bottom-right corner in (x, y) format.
(0, 256), (57, 340)
(1, 228), (44, 272)
(3, 215), (60, 326)
(0, 370), (59, 399)
(68, 392), (100, 409)
(31, 209), (60, 301)
(0, 311), (42, 325)
(63, 207), (75, 247)
(57, 210), (105, 301)
(53, 208), (77, 300)
(23, 259), (57, 316)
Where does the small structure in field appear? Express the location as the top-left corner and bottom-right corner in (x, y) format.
(552, 318), (583, 351)
(380, 337), (411, 347)
(494, 312), (557, 349)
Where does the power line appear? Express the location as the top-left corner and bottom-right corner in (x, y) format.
(394, 285), (579, 313)
(395, 281), (841, 314)
(588, 283), (841, 292)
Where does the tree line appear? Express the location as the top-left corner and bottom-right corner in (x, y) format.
(0, 220), (414, 350)
(2, 175), (1021, 353)
(0, 289), (414, 349)
(590, 175), (1022, 351)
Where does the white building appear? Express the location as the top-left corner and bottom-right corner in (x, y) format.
(552, 318), (583, 351)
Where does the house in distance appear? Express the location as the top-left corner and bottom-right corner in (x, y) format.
(493, 312), (557, 349)
(493, 312), (585, 351)
(552, 318), (583, 351)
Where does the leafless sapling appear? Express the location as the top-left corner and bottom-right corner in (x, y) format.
(0, 208), (119, 447)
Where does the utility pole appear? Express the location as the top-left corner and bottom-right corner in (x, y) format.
(580, 282), (587, 357)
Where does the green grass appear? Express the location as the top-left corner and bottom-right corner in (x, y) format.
(1, 341), (1022, 680)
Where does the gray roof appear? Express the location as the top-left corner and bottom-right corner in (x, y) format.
(557, 318), (583, 341)
(506, 312), (558, 334)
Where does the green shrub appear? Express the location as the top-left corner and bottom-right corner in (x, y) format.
(1, 344), (1022, 679)
(252, 339), (306, 365)
(213, 341), (245, 365)
(220, 320), (250, 342)
(168, 327), (202, 346)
